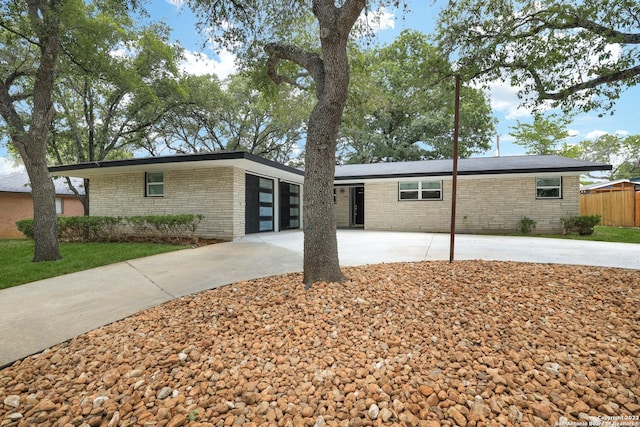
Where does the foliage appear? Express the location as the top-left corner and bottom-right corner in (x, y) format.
(436, 0), (640, 113)
(150, 73), (311, 166)
(561, 215), (601, 236)
(16, 214), (204, 243)
(578, 134), (640, 179)
(518, 217), (537, 234)
(340, 30), (495, 163)
(0, 239), (188, 290)
(509, 113), (580, 156)
(125, 214), (204, 243)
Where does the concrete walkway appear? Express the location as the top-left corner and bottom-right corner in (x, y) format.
(1, 230), (638, 367)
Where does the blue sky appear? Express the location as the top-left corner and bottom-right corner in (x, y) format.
(1, 0), (638, 173)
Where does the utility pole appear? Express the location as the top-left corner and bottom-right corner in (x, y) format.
(449, 74), (460, 263)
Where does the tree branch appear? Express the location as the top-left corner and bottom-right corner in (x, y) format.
(264, 43), (325, 98)
(534, 64), (640, 101)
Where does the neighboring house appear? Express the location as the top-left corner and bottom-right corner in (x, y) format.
(0, 173), (85, 239)
(49, 152), (611, 240)
(49, 151), (304, 241)
(580, 179), (639, 194)
(580, 179), (640, 227)
(334, 155), (611, 234)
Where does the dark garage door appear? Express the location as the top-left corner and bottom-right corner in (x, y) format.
(245, 174), (274, 234)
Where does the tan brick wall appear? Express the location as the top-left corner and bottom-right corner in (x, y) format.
(90, 167), (245, 240)
(334, 187), (351, 228)
(362, 175), (580, 234)
(0, 193), (85, 239)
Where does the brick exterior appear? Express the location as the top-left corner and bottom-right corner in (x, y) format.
(336, 175), (580, 234)
(90, 167), (246, 240)
(334, 187), (351, 228)
(0, 193), (84, 239)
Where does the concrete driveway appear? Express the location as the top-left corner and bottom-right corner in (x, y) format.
(1, 230), (638, 367)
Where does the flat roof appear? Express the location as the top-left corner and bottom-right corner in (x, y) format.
(49, 151), (305, 182)
(335, 155), (612, 180)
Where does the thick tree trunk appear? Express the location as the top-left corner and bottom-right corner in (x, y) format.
(302, 4), (358, 286)
(303, 100), (345, 285)
(23, 149), (60, 262)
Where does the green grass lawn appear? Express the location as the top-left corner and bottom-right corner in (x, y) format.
(0, 240), (189, 290)
(532, 225), (640, 244)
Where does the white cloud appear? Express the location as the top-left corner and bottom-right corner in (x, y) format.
(358, 7), (395, 32)
(585, 129), (608, 140)
(615, 129), (629, 136)
(0, 157), (25, 175)
(166, 0), (185, 7)
(179, 49), (237, 81)
(484, 79), (533, 120)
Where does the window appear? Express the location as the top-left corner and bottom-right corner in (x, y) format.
(536, 177), (562, 199)
(146, 172), (164, 197)
(399, 180), (442, 200)
(55, 197), (63, 215)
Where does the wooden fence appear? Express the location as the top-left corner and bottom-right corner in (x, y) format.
(580, 190), (640, 227)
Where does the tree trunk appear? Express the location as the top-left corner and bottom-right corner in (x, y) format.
(23, 0), (63, 262)
(302, 3), (360, 286)
(23, 149), (61, 262)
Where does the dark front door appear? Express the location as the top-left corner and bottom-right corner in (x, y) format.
(279, 182), (300, 230)
(245, 174), (274, 234)
(351, 186), (365, 227)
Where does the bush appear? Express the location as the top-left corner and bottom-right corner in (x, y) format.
(16, 214), (204, 243)
(59, 216), (124, 242)
(561, 215), (601, 235)
(518, 217), (537, 234)
(16, 219), (35, 239)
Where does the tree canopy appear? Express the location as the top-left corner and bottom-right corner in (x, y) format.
(508, 113), (579, 156)
(341, 30), (495, 163)
(436, 0), (640, 113)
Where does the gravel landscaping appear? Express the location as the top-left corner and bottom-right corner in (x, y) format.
(1, 260), (639, 427)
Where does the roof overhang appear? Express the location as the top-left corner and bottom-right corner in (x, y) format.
(49, 151), (305, 183)
(334, 155), (612, 182)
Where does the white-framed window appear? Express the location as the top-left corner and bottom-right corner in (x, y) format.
(55, 197), (63, 214)
(146, 172), (164, 197)
(536, 177), (562, 199)
(399, 180), (442, 200)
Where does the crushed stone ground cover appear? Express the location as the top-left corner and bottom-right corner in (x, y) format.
(1, 260), (639, 427)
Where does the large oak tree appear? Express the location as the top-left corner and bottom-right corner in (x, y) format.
(341, 30), (495, 163)
(0, 0), (142, 261)
(436, 0), (640, 113)
(186, 0), (407, 286)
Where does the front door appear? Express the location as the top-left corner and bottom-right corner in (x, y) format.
(351, 186), (365, 227)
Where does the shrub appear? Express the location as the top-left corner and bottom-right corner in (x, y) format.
(15, 219), (35, 239)
(561, 215), (601, 235)
(518, 217), (537, 234)
(59, 216), (124, 242)
(16, 214), (204, 243)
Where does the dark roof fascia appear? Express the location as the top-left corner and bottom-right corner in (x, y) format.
(48, 151), (304, 177)
(335, 165), (612, 181)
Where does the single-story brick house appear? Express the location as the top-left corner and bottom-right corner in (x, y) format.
(49, 151), (304, 241)
(333, 155), (611, 234)
(49, 152), (610, 239)
(0, 173), (85, 238)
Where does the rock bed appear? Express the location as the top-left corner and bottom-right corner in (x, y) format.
(1, 260), (639, 427)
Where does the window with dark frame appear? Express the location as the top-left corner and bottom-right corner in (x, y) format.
(145, 172), (164, 197)
(399, 180), (442, 201)
(536, 177), (562, 199)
